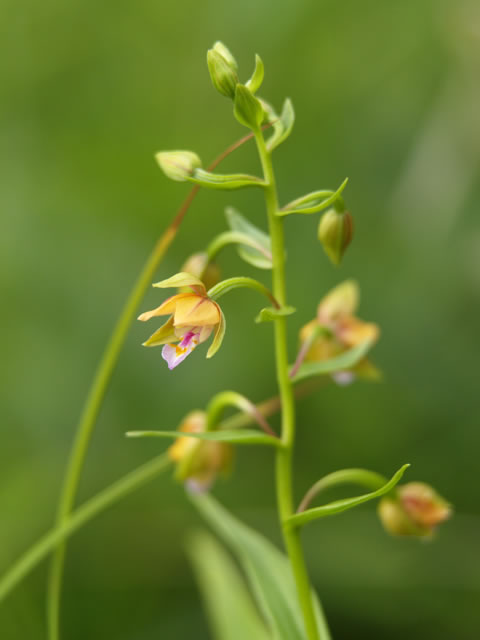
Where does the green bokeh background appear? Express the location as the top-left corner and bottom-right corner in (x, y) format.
(1, 0), (479, 638)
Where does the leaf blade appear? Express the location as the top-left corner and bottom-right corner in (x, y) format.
(291, 340), (373, 383)
(225, 207), (272, 269)
(286, 464), (410, 529)
(126, 429), (283, 447)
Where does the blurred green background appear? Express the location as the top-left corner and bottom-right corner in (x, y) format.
(1, 0), (479, 637)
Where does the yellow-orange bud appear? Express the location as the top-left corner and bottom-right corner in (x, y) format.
(378, 482), (452, 538)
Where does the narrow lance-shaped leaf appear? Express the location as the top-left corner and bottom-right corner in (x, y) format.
(255, 306), (296, 323)
(225, 207), (273, 269)
(187, 168), (266, 190)
(266, 98), (295, 153)
(278, 178), (349, 217)
(126, 429), (283, 448)
(191, 493), (332, 640)
(285, 464), (410, 530)
(291, 340), (374, 383)
(245, 54), (265, 94)
(187, 530), (272, 640)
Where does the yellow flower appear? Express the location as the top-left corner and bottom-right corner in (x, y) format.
(168, 411), (233, 492)
(138, 273), (225, 370)
(299, 280), (380, 383)
(378, 482), (452, 538)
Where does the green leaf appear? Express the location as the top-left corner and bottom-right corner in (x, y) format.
(191, 493), (332, 640)
(291, 340), (373, 383)
(245, 54), (265, 94)
(187, 530), (272, 640)
(126, 429), (283, 448)
(188, 168), (265, 190)
(225, 207), (272, 269)
(266, 99), (295, 153)
(286, 465), (410, 529)
(234, 84), (265, 129)
(255, 306), (296, 323)
(278, 178), (349, 217)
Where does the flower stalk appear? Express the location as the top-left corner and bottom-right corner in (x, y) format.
(254, 128), (324, 640)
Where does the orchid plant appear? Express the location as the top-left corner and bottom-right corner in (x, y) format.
(0, 42), (451, 640)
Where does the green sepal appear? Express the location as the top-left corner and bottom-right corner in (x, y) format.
(225, 207), (272, 269)
(285, 465), (410, 530)
(291, 339), (374, 383)
(153, 272), (206, 291)
(207, 309), (226, 358)
(125, 429), (283, 448)
(234, 84), (264, 130)
(255, 306), (296, 323)
(278, 178), (349, 217)
(190, 493), (332, 640)
(245, 54), (264, 94)
(142, 317), (177, 347)
(187, 168), (265, 190)
(266, 98), (295, 153)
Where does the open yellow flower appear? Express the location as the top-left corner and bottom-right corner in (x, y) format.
(138, 273), (225, 370)
(299, 280), (380, 383)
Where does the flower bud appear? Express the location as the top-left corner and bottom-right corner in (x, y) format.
(318, 208), (354, 266)
(378, 482), (452, 538)
(155, 150), (201, 182)
(207, 42), (239, 99)
(181, 252), (221, 291)
(168, 411), (233, 492)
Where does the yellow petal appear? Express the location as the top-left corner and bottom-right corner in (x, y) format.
(317, 280), (359, 323)
(137, 293), (195, 321)
(338, 317), (379, 347)
(174, 296), (220, 327)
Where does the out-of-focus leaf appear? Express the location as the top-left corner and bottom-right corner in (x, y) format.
(126, 429), (283, 447)
(225, 207), (272, 269)
(286, 465), (410, 529)
(187, 530), (272, 640)
(291, 340), (373, 383)
(191, 493), (332, 640)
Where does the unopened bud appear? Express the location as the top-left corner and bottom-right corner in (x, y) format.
(155, 150), (201, 182)
(168, 411), (233, 492)
(318, 208), (354, 266)
(181, 252), (221, 290)
(207, 42), (239, 99)
(378, 482), (452, 538)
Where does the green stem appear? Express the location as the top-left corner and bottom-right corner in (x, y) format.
(46, 130), (261, 640)
(254, 129), (325, 640)
(208, 276), (280, 309)
(0, 454), (171, 604)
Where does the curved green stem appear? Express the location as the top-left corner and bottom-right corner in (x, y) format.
(0, 454), (171, 604)
(254, 129), (326, 640)
(205, 390), (277, 437)
(208, 276), (280, 309)
(46, 129), (262, 640)
(297, 468), (388, 513)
